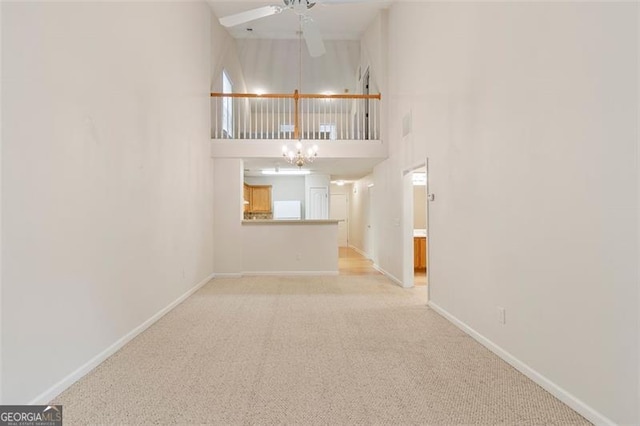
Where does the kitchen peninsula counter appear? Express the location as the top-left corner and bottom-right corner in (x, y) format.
(242, 219), (339, 225)
(241, 219), (338, 274)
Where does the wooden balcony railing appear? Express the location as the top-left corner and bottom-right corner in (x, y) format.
(211, 91), (381, 141)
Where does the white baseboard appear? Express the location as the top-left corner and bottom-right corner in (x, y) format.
(213, 272), (243, 278)
(373, 263), (406, 287)
(348, 245), (370, 259)
(242, 271), (338, 276)
(29, 272), (215, 405)
(427, 301), (616, 426)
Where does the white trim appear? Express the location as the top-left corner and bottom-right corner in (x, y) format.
(213, 272), (243, 278)
(348, 244), (370, 259)
(427, 301), (616, 426)
(28, 272), (215, 405)
(242, 271), (338, 277)
(373, 264), (406, 288)
(402, 161), (427, 177)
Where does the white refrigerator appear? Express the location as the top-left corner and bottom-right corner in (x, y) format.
(273, 201), (302, 220)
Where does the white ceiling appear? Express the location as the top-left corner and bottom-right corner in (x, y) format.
(207, 0), (392, 40)
(209, 0), (391, 180)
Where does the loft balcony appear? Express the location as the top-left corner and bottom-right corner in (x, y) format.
(211, 91), (381, 142)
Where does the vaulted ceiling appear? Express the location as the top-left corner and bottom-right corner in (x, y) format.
(207, 1), (392, 41)
(208, 0), (391, 180)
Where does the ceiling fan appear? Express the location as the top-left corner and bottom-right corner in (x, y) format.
(218, 0), (358, 58)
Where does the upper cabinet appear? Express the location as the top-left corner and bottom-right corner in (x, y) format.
(244, 184), (272, 213)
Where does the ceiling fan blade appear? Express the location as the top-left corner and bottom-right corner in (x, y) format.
(219, 5), (283, 28)
(301, 17), (326, 58)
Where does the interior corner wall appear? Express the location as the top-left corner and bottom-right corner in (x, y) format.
(374, 2), (638, 424)
(349, 175), (374, 258)
(359, 10), (386, 96)
(360, 9), (389, 152)
(1, 2), (214, 404)
(212, 158), (243, 275)
(211, 16), (246, 94)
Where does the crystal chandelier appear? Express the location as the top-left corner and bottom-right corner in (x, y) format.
(282, 142), (318, 168)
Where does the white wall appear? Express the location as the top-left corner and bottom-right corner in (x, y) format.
(236, 39), (360, 95)
(359, 9), (388, 148)
(211, 15), (246, 93)
(372, 2), (638, 424)
(1, 1), (214, 404)
(242, 223), (338, 274)
(359, 10), (386, 95)
(413, 186), (426, 229)
(213, 158), (243, 275)
(211, 16), (247, 138)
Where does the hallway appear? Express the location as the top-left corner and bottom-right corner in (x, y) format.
(338, 246), (381, 276)
(53, 275), (586, 424)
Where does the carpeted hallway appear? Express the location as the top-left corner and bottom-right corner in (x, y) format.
(54, 275), (588, 424)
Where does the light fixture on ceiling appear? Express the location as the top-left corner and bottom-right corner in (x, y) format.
(282, 141), (318, 168)
(262, 168), (310, 176)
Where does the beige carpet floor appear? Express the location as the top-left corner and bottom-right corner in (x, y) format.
(54, 275), (589, 425)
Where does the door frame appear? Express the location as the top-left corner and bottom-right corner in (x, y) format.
(402, 159), (430, 299)
(362, 67), (370, 140)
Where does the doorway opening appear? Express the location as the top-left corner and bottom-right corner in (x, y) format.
(412, 169), (428, 287)
(402, 161), (430, 297)
(362, 67), (370, 140)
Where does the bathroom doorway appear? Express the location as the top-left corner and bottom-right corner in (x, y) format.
(402, 161), (430, 297)
(412, 168), (428, 287)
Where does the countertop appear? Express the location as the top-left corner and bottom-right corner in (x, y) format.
(242, 219), (339, 225)
(413, 229), (427, 237)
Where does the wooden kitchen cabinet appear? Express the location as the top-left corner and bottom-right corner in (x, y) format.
(414, 237), (427, 270)
(243, 184), (272, 213)
(250, 185), (272, 212)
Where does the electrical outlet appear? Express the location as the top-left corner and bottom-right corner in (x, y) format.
(498, 307), (506, 325)
(296, 253), (301, 260)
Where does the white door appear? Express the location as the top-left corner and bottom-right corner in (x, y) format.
(308, 187), (328, 219)
(330, 193), (348, 247)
